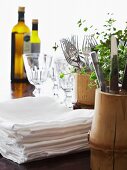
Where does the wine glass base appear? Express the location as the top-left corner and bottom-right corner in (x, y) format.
(63, 89), (73, 108)
(33, 88), (42, 97)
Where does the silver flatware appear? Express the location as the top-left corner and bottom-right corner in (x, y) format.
(121, 60), (127, 92)
(60, 38), (81, 68)
(90, 51), (106, 92)
(109, 35), (119, 94)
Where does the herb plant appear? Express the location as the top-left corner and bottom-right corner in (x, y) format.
(77, 13), (127, 84)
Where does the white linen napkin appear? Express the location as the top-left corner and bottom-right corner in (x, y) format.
(0, 96), (94, 164)
(0, 96), (93, 129)
(0, 96), (69, 129)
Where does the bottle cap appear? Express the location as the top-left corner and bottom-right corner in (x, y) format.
(32, 19), (38, 24)
(18, 7), (25, 12)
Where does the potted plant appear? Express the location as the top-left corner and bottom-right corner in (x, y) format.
(59, 36), (97, 108)
(77, 14), (127, 169)
(53, 13), (127, 108)
(77, 13), (127, 86)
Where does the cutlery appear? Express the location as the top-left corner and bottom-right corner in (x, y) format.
(82, 35), (98, 70)
(60, 35), (96, 72)
(82, 35), (98, 55)
(121, 60), (127, 92)
(90, 51), (106, 92)
(109, 35), (119, 94)
(60, 38), (81, 68)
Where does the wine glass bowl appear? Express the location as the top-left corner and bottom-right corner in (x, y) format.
(54, 58), (74, 108)
(23, 53), (52, 96)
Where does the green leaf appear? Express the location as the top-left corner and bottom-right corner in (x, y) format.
(83, 27), (88, 32)
(77, 19), (82, 24)
(90, 72), (97, 80)
(96, 32), (100, 35)
(77, 19), (82, 27)
(80, 67), (87, 75)
(59, 73), (65, 78)
(113, 27), (116, 31)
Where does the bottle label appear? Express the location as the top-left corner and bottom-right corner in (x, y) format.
(23, 33), (31, 54)
(31, 43), (40, 53)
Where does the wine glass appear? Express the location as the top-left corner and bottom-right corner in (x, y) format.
(54, 58), (74, 108)
(23, 53), (52, 96)
(50, 67), (59, 97)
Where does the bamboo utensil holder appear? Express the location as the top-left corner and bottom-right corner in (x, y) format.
(90, 88), (127, 170)
(74, 73), (96, 106)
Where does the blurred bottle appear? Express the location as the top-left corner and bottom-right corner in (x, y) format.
(11, 6), (30, 82)
(11, 83), (34, 98)
(30, 19), (41, 54)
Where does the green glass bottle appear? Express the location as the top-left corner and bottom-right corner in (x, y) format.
(11, 7), (30, 82)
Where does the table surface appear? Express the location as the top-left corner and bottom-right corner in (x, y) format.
(0, 82), (90, 170)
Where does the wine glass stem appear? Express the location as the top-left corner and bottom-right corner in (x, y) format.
(64, 90), (73, 108)
(36, 87), (41, 94)
(33, 84), (44, 97)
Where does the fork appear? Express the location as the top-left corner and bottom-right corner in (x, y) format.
(82, 35), (97, 54)
(82, 35), (98, 70)
(70, 35), (91, 68)
(60, 38), (81, 68)
(70, 35), (79, 51)
(60, 37), (93, 71)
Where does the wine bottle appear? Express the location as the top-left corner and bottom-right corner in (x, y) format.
(11, 7), (30, 82)
(30, 19), (41, 53)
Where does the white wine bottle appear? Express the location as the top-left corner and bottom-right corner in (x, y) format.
(30, 19), (41, 54)
(11, 7), (30, 82)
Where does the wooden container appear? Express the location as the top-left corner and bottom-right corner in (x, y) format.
(91, 148), (127, 170)
(74, 73), (96, 106)
(90, 88), (127, 170)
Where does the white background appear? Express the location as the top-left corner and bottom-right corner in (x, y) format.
(0, 0), (127, 83)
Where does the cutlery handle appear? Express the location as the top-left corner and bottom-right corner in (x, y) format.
(122, 61), (127, 92)
(109, 55), (119, 94)
(90, 52), (106, 92)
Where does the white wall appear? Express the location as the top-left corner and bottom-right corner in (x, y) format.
(0, 0), (127, 82)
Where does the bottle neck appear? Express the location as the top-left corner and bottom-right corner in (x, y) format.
(32, 23), (38, 31)
(18, 12), (24, 22)
(32, 23), (39, 36)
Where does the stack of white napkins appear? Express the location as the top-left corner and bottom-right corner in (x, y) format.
(0, 97), (94, 164)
